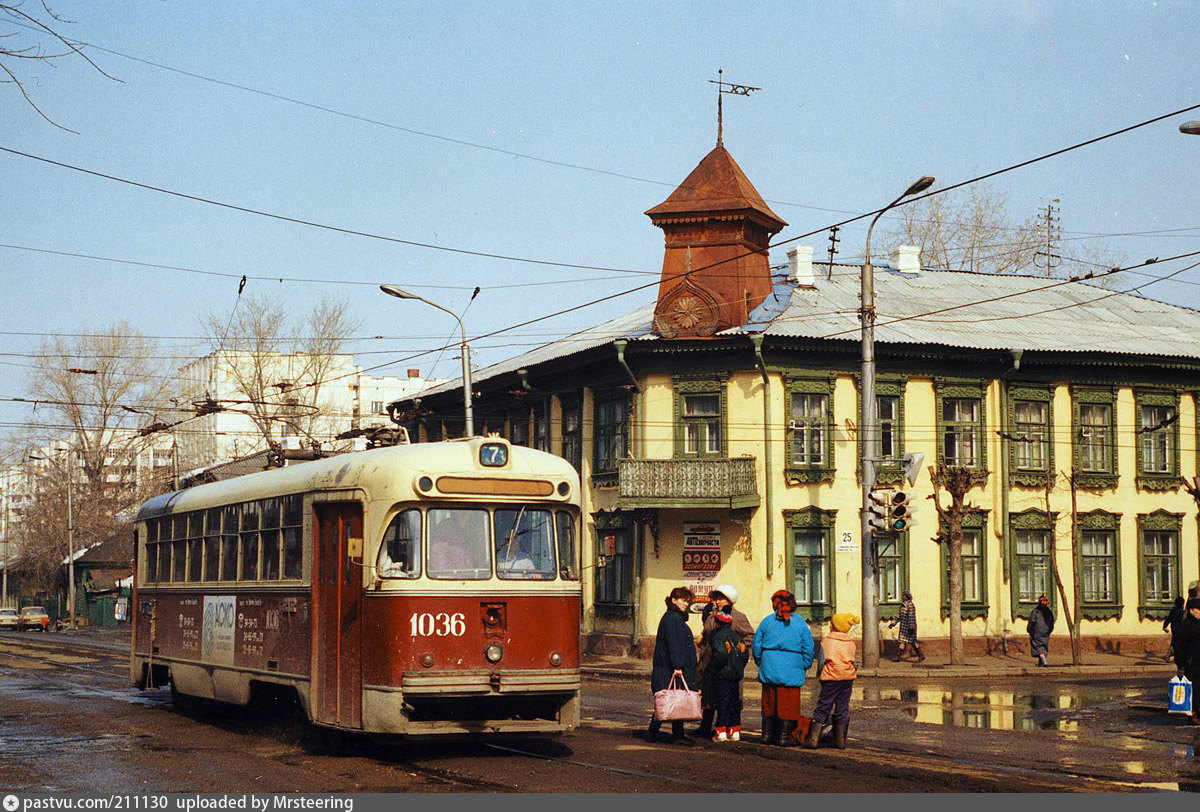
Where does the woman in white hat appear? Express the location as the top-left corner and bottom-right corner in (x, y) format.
(694, 583), (756, 739)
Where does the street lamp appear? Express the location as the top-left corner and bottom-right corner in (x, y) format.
(379, 285), (474, 437)
(859, 174), (935, 669)
(29, 449), (76, 630)
(1181, 121), (1200, 136)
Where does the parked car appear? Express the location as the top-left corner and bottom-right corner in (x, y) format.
(18, 606), (50, 631)
(0, 607), (17, 629)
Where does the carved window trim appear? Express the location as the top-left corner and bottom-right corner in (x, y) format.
(876, 530), (909, 621)
(1135, 389), (1180, 491)
(1071, 386), (1117, 489)
(1008, 384), (1054, 489)
(1137, 510), (1183, 620)
(935, 378), (988, 480)
(1009, 509), (1057, 621)
(784, 374), (836, 484)
(783, 507), (837, 621)
(1076, 510), (1122, 620)
(938, 510), (988, 620)
(673, 374), (728, 459)
(854, 377), (907, 486)
(591, 389), (631, 488)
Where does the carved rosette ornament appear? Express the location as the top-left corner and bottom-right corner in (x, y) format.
(654, 278), (721, 338)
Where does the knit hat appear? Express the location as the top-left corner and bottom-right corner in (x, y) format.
(1038, 595), (1049, 605)
(831, 613), (859, 633)
(771, 589), (797, 622)
(712, 584), (739, 604)
(1187, 598), (1200, 611)
(714, 608), (733, 624)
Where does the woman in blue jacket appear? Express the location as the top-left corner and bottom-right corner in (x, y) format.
(752, 589), (814, 746)
(647, 586), (698, 744)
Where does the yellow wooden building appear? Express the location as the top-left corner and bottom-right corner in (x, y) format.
(391, 141), (1200, 655)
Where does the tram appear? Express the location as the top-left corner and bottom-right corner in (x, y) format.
(130, 436), (582, 738)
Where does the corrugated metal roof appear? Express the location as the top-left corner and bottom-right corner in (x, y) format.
(394, 264), (1200, 406)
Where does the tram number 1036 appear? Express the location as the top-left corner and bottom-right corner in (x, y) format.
(409, 612), (467, 637)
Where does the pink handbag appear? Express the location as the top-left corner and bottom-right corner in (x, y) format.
(653, 674), (703, 721)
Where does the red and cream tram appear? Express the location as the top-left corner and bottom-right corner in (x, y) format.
(130, 437), (581, 737)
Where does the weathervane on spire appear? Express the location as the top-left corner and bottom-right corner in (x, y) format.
(710, 68), (760, 147)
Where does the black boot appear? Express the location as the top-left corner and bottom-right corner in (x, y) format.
(693, 707), (715, 738)
(761, 716), (777, 745)
(670, 721), (693, 745)
(802, 719), (821, 749)
(832, 721), (849, 749)
(646, 717), (663, 743)
(779, 719), (799, 747)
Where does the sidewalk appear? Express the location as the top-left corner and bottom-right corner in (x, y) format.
(582, 644), (1180, 681)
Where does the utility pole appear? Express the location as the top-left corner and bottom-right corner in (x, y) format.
(1035, 199), (1061, 275)
(826, 226), (841, 281)
(67, 455), (75, 630)
(861, 175), (935, 669)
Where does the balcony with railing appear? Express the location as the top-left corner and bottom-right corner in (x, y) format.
(616, 457), (759, 510)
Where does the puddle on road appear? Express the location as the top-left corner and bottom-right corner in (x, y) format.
(0, 731), (137, 756)
(856, 685), (1117, 732)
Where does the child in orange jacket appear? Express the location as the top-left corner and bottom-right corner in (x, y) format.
(802, 612), (858, 750)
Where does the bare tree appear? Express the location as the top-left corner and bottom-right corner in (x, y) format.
(196, 294), (363, 453)
(1, 1), (117, 131)
(929, 464), (982, 665)
(26, 322), (169, 516)
(1045, 473), (1082, 666)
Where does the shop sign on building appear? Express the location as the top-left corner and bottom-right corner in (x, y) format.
(682, 522), (721, 595)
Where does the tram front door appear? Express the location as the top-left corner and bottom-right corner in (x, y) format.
(313, 502), (364, 729)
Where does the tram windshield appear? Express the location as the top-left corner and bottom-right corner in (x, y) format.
(377, 509), (422, 578)
(495, 508), (557, 580)
(427, 508), (492, 579)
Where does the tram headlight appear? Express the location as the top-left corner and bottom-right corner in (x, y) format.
(549, 652), (561, 667)
(485, 643), (504, 663)
(557, 481), (570, 496)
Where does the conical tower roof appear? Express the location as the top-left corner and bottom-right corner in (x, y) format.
(645, 144), (786, 230)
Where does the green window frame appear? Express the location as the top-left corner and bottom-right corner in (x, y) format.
(856, 378), (906, 485)
(786, 375), (836, 483)
(593, 510), (634, 616)
(674, 375), (727, 459)
(1008, 385), (1053, 488)
(935, 379), (987, 476)
(939, 511), (988, 620)
(1135, 390), (1180, 490)
(877, 531), (909, 620)
(1076, 510), (1121, 620)
(1071, 386), (1117, 488)
(784, 507), (837, 621)
(592, 390), (630, 487)
(1010, 509), (1055, 620)
(1138, 510), (1183, 619)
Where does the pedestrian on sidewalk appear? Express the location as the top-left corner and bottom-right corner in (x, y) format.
(804, 612), (858, 750)
(887, 590), (924, 662)
(1028, 595), (1054, 667)
(752, 589), (814, 747)
(707, 606), (750, 741)
(694, 584), (755, 739)
(647, 586), (699, 745)
(1175, 597), (1200, 725)
(1165, 596), (1186, 661)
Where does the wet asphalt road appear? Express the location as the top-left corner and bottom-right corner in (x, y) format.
(0, 631), (1197, 792)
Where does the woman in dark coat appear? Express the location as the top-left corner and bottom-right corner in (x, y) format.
(647, 586), (698, 744)
(1027, 595), (1054, 667)
(1175, 598), (1200, 724)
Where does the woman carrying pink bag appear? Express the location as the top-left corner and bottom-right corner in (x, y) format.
(646, 586), (699, 744)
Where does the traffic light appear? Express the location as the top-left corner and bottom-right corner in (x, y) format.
(868, 490), (892, 533)
(889, 490), (910, 532)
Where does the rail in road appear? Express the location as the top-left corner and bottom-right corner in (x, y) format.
(0, 632), (1174, 792)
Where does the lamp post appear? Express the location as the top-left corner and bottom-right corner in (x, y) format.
(1182, 121), (1200, 135)
(860, 175), (935, 668)
(379, 285), (474, 437)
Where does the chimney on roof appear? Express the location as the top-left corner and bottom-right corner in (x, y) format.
(892, 245), (921, 274)
(788, 245), (815, 288)
(407, 369), (420, 378)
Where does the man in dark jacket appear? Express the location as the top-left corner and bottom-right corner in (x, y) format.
(648, 586), (698, 744)
(1175, 598), (1200, 725)
(1165, 596), (1186, 660)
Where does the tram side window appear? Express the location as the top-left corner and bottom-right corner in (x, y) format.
(157, 518), (173, 583)
(282, 495), (303, 579)
(187, 512), (204, 583)
(203, 508), (220, 581)
(427, 508), (491, 580)
(145, 518), (159, 582)
(220, 505), (239, 581)
(495, 508), (556, 580)
(172, 514), (187, 582)
(240, 501), (260, 580)
(556, 511), (579, 580)
(377, 509), (421, 579)
(260, 497), (282, 581)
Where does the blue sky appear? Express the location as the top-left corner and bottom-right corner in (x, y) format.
(2, 1), (1198, 443)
